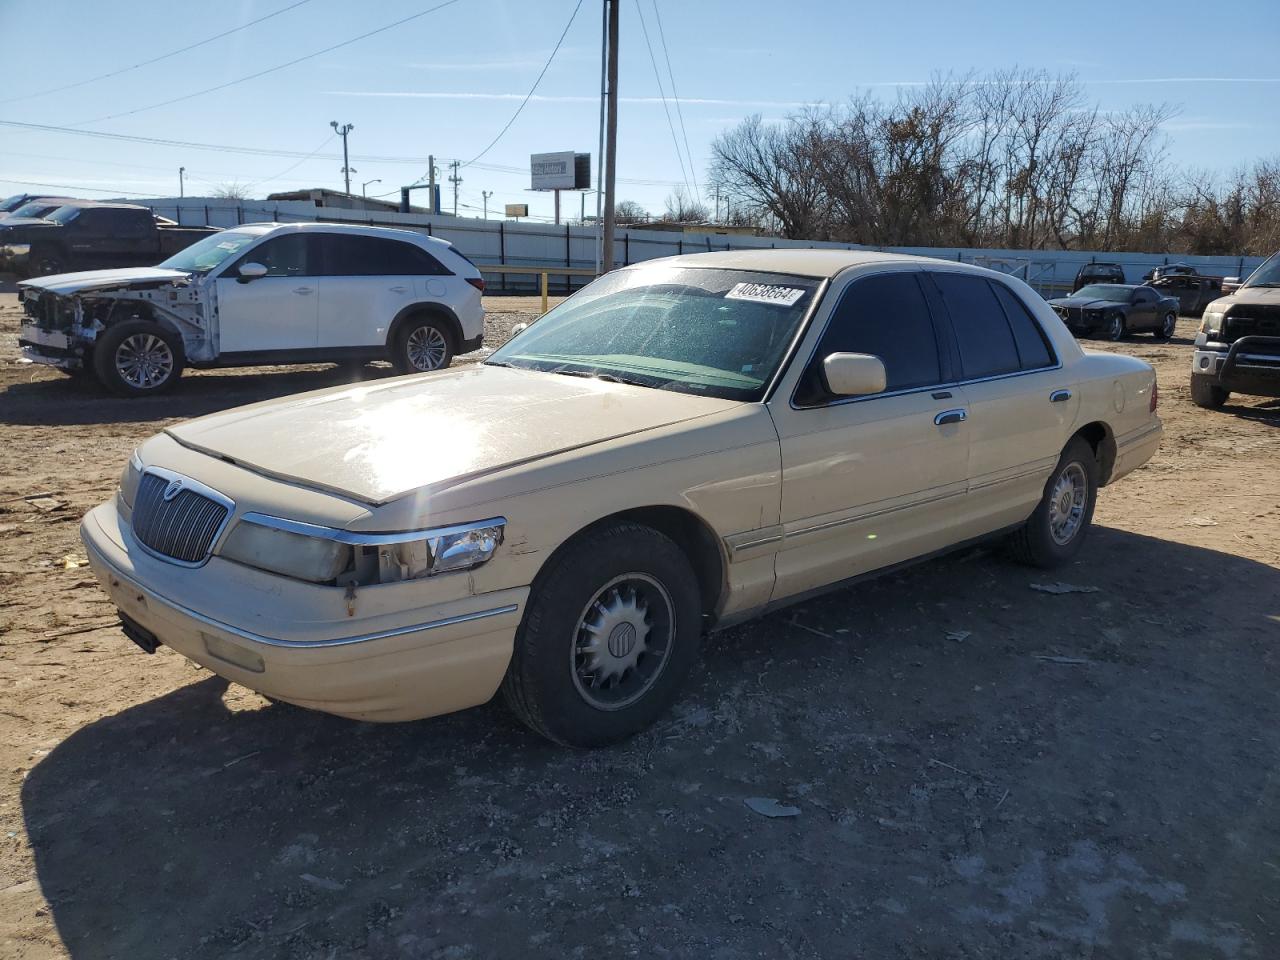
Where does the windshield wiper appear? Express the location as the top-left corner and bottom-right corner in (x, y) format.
(548, 367), (655, 388)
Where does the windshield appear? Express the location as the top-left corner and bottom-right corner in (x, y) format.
(1245, 252), (1280, 288)
(9, 202), (56, 219)
(1081, 265), (1118, 277)
(46, 206), (82, 224)
(158, 230), (262, 274)
(0, 195), (27, 213)
(1075, 284), (1132, 302)
(486, 266), (821, 401)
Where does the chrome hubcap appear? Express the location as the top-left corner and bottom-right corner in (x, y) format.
(1108, 317), (1122, 339)
(571, 573), (674, 710)
(1049, 462), (1088, 545)
(1163, 314), (1176, 336)
(115, 334), (174, 389)
(406, 325), (447, 371)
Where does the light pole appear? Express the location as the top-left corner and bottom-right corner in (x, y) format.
(482, 190), (493, 220)
(330, 121), (355, 194)
(179, 166), (185, 199)
(362, 178), (381, 198)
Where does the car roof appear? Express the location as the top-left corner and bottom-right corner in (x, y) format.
(238, 220), (456, 251)
(628, 248), (995, 280)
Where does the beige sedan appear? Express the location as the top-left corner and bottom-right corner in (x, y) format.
(81, 250), (1162, 746)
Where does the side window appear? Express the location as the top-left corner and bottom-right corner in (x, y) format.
(795, 272), (942, 405)
(991, 283), (1054, 370)
(226, 233), (312, 278)
(323, 235), (450, 276)
(931, 273), (1020, 380)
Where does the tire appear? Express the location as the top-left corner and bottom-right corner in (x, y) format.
(501, 522), (703, 747)
(1154, 312), (1177, 340)
(1006, 436), (1100, 569)
(1189, 373), (1229, 410)
(29, 248), (66, 278)
(391, 315), (454, 374)
(1103, 314), (1126, 341)
(92, 321), (185, 397)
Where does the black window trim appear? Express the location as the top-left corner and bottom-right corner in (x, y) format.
(784, 267), (1064, 412)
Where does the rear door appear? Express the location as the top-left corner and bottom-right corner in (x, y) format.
(928, 272), (1077, 532)
(768, 270), (971, 600)
(213, 233), (321, 354)
(316, 234), (449, 348)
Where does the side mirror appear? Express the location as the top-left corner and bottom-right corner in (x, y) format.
(822, 352), (886, 397)
(237, 262), (268, 281)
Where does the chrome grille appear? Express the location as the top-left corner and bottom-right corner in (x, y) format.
(132, 471), (232, 564)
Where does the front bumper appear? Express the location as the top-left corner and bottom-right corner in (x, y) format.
(19, 321), (82, 370)
(80, 502), (527, 722)
(1192, 335), (1280, 398)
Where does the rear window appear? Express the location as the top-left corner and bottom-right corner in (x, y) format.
(931, 273), (1021, 380)
(991, 283), (1054, 370)
(322, 235), (450, 276)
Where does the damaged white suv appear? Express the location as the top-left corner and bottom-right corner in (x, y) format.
(17, 222), (486, 396)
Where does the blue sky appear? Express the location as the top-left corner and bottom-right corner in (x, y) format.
(1, 0), (1277, 221)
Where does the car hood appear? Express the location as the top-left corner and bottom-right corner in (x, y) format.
(1229, 287), (1280, 306)
(19, 266), (193, 295)
(1049, 297), (1124, 309)
(165, 365), (741, 505)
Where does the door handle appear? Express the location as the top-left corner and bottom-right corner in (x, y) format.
(1050, 389), (1072, 403)
(389, 285), (408, 293)
(934, 408), (967, 426)
(292, 286), (314, 295)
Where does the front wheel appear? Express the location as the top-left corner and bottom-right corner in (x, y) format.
(501, 522), (702, 747)
(1006, 436), (1100, 568)
(1104, 314), (1126, 341)
(92, 321), (185, 397)
(391, 316), (454, 374)
(1155, 312), (1177, 340)
(1190, 373), (1229, 410)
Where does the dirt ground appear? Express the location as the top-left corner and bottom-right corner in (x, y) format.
(0, 290), (1277, 959)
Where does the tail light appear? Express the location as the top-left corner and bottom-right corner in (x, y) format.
(1149, 378), (1159, 413)
(466, 277), (485, 292)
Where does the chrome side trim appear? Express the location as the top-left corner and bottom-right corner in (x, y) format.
(969, 463), (1053, 492)
(234, 512), (507, 546)
(786, 486), (967, 541)
(1115, 421), (1163, 452)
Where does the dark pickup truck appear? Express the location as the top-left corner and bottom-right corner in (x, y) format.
(0, 202), (217, 278)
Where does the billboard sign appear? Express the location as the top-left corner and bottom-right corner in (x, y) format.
(531, 152), (577, 190)
(505, 203), (529, 218)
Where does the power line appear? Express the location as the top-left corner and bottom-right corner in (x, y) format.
(633, 0), (693, 203)
(0, 1), (315, 107)
(651, 0), (700, 205)
(461, 0), (584, 166)
(0, 177), (165, 198)
(76, 0), (465, 126)
(245, 134), (336, 189)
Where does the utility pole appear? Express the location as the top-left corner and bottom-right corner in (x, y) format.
(330, 121), (355, 194)
(601, 0), (620, 273)
(482, 190), (493, 220)
(362, 178), (381, 198)
(427, 155), (437, 215)
(179, 166), (185, 199)
(448, 160), (462, 217)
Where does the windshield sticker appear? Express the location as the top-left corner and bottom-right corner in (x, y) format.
(725, 282), (805, 307)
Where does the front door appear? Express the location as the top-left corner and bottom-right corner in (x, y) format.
(767, 270), (971, 602)
(1129, 287), (1159, 330)
(927, 272), (1078, 531)
(214, 233), (320, 354)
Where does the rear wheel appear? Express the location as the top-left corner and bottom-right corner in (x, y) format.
(92, 321), (184, 397)
(391, 315), (454, 374)
(1007, 436), (1099, 568)
(501, 522), (702, 747)
(1155, 312), (1177, 339)
(29, 247), (66, 278)
(1190, 373), (1229, 410)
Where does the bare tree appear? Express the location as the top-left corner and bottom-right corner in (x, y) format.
(662, 186), (710, 223)
(614, 200), (649, 224)
(212, 182), (253, 200)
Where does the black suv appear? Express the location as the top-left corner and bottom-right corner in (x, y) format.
(1072, 262), (1125, 292)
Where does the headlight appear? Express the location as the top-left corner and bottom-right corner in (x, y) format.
(119, 451), (143, 510)
(1200, 310), (1224, 337)
(217, 514), (505, 585)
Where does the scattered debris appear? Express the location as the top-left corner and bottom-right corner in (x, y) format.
(744, 797), (801, 819)
(1185, 517), (1218, 527)
(61, 554), (89, 570)
(27, 497), (62, 512)
(1035, 655), (1094, 666)
(1029, 581), (1100, 595)
(945, 630), (971, 643)
(788, 617), (833, 640)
